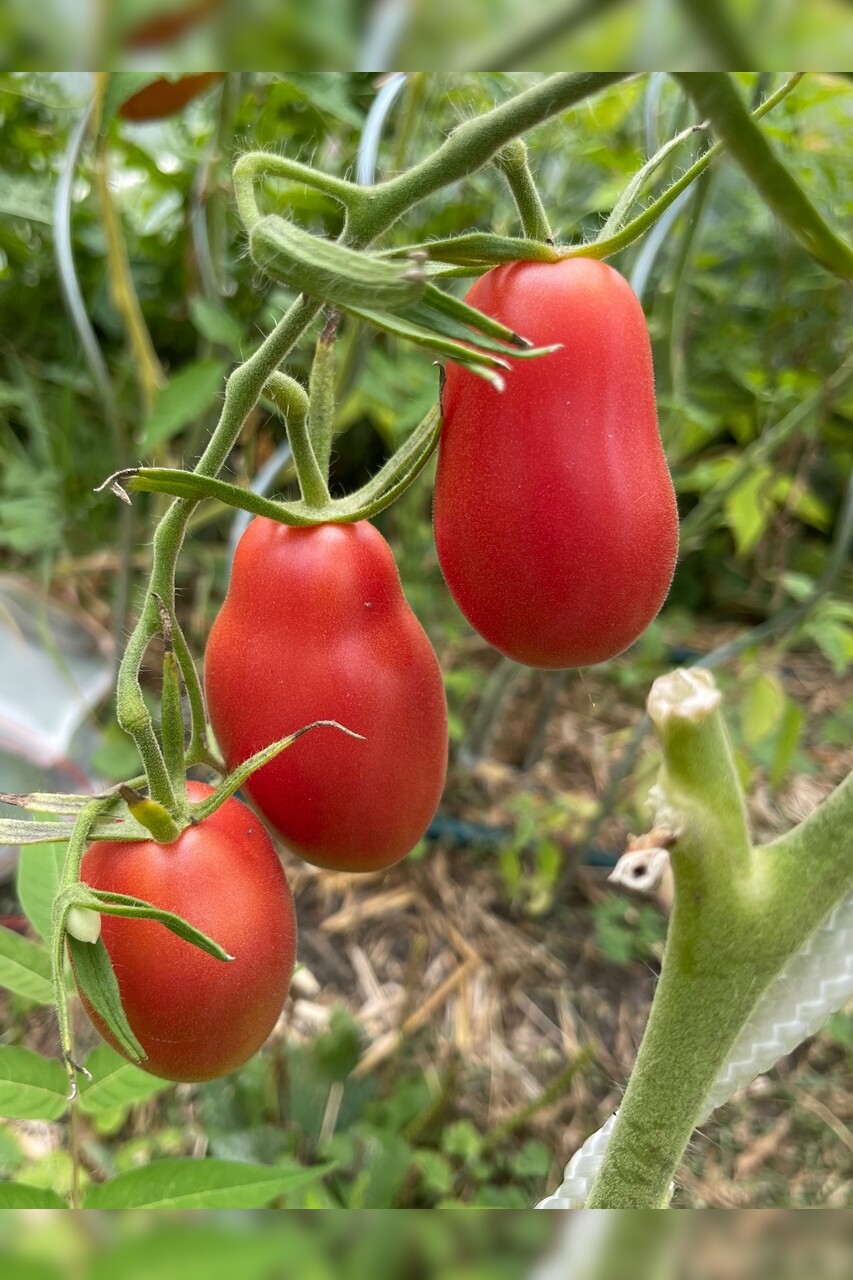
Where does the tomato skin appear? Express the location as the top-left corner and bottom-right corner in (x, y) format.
(77, 781), (296, 1083)
(118, 73), (224, 122)
(433, 258), (679, 669)
(204, 520), (448, 873)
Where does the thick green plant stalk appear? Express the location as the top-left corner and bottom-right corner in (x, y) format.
(538, 669), (853, 1209)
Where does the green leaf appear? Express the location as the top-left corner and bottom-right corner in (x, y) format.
(87, 1223), (319, 1280)
(141, 359), (227, 450)
(16, 840), (65, 942)
(741, 672), (786, 746)
(0, 1182), (67, 1209)
(81, 1158), (330, 1209)
(188, 297), (244, 353)
(0, 173), (53, 225)
(91, 721), (142, 781)
(77, 1044), (171, 1115)
(0, 1046), (68, 1120)
(0, 925), (53, 1004)
(724, 468), (774, 556)
(66, 935), (145, 1063)
(769, 701), (804, 790)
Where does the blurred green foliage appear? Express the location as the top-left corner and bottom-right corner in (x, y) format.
(0, 70), (852, 1212)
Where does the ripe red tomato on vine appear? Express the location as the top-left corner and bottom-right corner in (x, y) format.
(77, 781), (296, 1082)
(433, 257), (679, 669)
(204, 519), (448, 874)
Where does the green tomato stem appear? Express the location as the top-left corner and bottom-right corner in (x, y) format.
(675, 73), (853, 280)
(585, 671), (853, 1208)
(348, 73), (630, 241)
(265, 370), (330, 509)
(308, 314), (340, 483)
(494, 140), (553, 242)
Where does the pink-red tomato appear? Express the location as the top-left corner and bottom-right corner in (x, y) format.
(77, 781), (296, 1082)
(433, 258), (679, 669)
(204, 519), (448, 873)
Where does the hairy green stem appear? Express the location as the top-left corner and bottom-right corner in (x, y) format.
(494, 140), (552, 241)
(266, 370), (328, 508)
(308, 315), (340, 482)
(675, 73), (853, 279)
(586, 672), (853, 1208)
(114, 295), (322, 803)
(348, 73), (630, 241)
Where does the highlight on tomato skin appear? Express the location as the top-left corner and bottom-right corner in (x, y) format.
(75, 781), (297, 1083)
(433, 257), (679, 670)
(204, 518), (449, 874)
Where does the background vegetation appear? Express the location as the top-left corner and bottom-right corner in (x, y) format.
(0, 71), (851, 1209)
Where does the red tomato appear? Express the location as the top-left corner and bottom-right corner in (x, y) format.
(123, 0), (221, 48)
(204, 520), (448, 873)
(433, 258), (678, 669)
(77, 781), (296, 1082)
(118, 73), (224, 122)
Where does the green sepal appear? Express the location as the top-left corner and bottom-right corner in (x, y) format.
(380, 232), (561, 268)
(190, 720), (365, 824)
(67, 933), (145, 1064)
(342, 305), (509, 389)
(249, 214), (426, 311)
(65, 886), (232, 963)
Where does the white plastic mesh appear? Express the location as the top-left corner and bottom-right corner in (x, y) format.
(536, 892), (853, 1208)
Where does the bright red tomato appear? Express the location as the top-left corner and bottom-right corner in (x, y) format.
(204, 520), (448, 873)
(77, 781), (296, 1082)
(118, 73), (224, 122)
(433, 258), (679, 669)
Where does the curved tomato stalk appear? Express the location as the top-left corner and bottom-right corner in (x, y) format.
(541, 668), (853, 1209)
(94, 401), (445, 527)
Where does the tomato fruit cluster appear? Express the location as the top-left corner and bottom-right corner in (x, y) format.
(78, 782), (296, 1082)
(76, 253), (675, 1085)
(205, 519), (448, 873)
(434, 258), (678, 669)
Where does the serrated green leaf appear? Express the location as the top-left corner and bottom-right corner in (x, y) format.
(67, 935), (145, 1063)
(0, 1182), (67, 1209)
(141, 359), (227, 450)
(82, 1158), (330, 1209)
(0, 1046), (68, 1120)
(0, 925), (53, 1004)
(77, 1044), (171, 1115)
